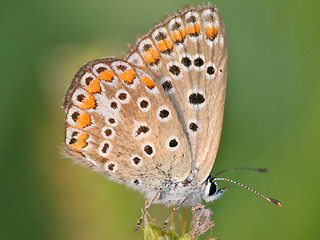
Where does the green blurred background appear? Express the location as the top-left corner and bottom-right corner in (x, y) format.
(1, 0), (319, 239)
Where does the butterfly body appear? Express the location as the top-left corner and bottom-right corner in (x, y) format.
(64, 3), (227, 206)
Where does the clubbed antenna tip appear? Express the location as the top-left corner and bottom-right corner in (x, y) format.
(257, 168), (268, 173)
(268, 198), (282, 206)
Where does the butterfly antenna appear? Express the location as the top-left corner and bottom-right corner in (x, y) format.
(214, 177), (282, 206)
(215, 167), (268, 176)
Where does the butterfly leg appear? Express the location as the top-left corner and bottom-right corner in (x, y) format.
(161, 197), (188, 234)
(135, 188), (162, 232)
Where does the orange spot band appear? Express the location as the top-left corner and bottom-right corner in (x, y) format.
(120, 69), (135, 83)
(75, 111), (91, 128)
(99, 70), (114, 82)
(171, 28), (186, 42)
(187, 23), (201, 34)
(206, 26), (219, 39)
(142, 76), (155, 89)
(70, 132), (88, 149)
(157, 38), (173, 51)
(79, 93), (96, 109)
(143, 48), (159, 63)
(85, 79), (100, 93)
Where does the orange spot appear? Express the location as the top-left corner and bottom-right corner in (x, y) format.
(120, 69), (135, 83)
(98, 70), (114, 82)
(206, 25), (219, 39)
(142, 76), (155, 89)
(187, 23), (201, 34)
(171, 28), (186, 42)
(79, 93), (96, 109)
(157, 38), (173, 51)
(142, 48), (159, 64)
(70, 132), (88, 149)
(85, 79), (100, 93)
(75, 111), (91, 128)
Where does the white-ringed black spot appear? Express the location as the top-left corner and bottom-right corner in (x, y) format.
(100, 141), (113, 157)
(144, 145), (153, 155)
(71, 111), (80, 122)
(108, 163), (115, 171)
(189, 93), (205, 105)
(85, 76), (93, 86)
(137, 97), (151, 112)
(108, 118), (115, 124)
(69, 138), (77, 144)
(194, 57), (204, 67)
(207, 66), (215, 75)
(160, 110), (169, 119)
(169, 139), (178, 148)
(181, 57), (192, 68)
(162, 80), (173, 92)
(169, 65), (180, 76)
(189, 122), (199, 132)
(157, 106), (171, 122)
(102, 126), (115, 139)
(77, 94), (85, 102)
(110, 101), (118, 109)
(166, 136), (179, 151)
(96, 66), (107, 73)
(101, 142), (110, 153)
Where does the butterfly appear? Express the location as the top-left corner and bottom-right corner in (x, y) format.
(63, 2), (281, 232)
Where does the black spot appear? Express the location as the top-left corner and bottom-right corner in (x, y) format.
(189, 93), (205, 105)
(186, 16), (197, 23)
(144, 145), (153, 155)
(117, 65), (127, 71)
(174, 37), (186, 44)
(85, 77), (93, 85)
(102, 143), (109, 153)
(143, 44), (152, 51)
(171, 21), (181, 30)
(160, 48), (173, 55)
(207, 66), (215, 75)
(71, 131), (79, 137)
(140, 100), (149, 109)
(132, 157), (141, 165)
(118, 92), (127, 100)
(169, 139), (178, 148)
(162, 80), (173, 92)
(219, 69), (223, 73)
(71, 112), (80, 122)
(169, 65), (180, 76)
(108, 163), (115, 171)
(189, 32), (200, 37)
(155, 32), (167, 41)
(159, 109), (170, 119)
(181, 57), (192, 68)
(104, 128), (112, 137)
(149, 58), (160, 66)
(134, 179), (140, 185)
(77, 94), (85, 102)
(108, 118), (115, 124)
(136, 126), (149, 136)
(189, 122), (199, 132)
(97, 67), (106, 73)
(110, 101), (118, 109)
(69, 138), (77, 144)
(194, 57), (204, 67)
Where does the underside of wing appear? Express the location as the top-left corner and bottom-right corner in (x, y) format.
(63, 58), (191, 191)
(126, 3), (227, 183)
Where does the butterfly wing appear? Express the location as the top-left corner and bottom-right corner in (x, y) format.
(126, 4), (227, 183)
(63, 58), (192, 191)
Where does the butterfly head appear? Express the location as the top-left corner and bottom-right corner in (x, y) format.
(202, 175), (228, 202)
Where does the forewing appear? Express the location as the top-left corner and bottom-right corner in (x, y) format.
(126, 4), (227, 183)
